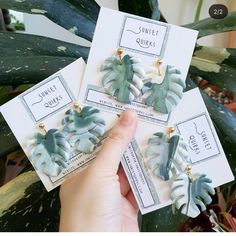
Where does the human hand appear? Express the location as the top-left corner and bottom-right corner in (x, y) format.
(59, 109), (139, 232)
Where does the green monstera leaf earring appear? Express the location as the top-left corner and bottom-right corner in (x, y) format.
(145, 129), (190, 181)
(100, 48), (145, 103)
(143, 62), (186, 114)
(145, 128), (215, 217)
(28, 123), (71, 177)
(171, 169), (215, 218)
(62, 104), (106, 154)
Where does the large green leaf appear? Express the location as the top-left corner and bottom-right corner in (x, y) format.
(193, 46), (236, 69)
(0, 85), (34, 105)
(118, 0), (160, 21)
(223, 48), (236, 68)
(0, 112), (20, 159)
(0, 56), (76, 86)
(0, 171), (61, 232)
(0, 0), (99, 41)
(0, 32), (89, 59)
(0, 32), (89, 86)
(141, 205), (187, 232)
(0, 87), (17, 105)
(184, 11), (236, 38)
(189, 46), (236, 93)
(65, 0), (100, 23)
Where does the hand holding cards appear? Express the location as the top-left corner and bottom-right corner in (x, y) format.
(0, 8), (234, 217)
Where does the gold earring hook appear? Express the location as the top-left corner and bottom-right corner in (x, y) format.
(186, 164), (192, 178)
(39, 123), (47, 135)
(117, 48), (123, 65)
(166, 127), (174, 140)
(74, 102), (82, 112)
(156, 59), (163, 76)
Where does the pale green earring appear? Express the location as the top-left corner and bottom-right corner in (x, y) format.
(100, 48), (145, 103)
(62, 104), (106, 154)
(28, 123), (71, 177)
(143, 62), (186, 114)
(145, 127), (215, 218)
(145, 127), (190, 181)
(171, 166), (215, 218)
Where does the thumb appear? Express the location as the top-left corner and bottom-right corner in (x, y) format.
(92, 109), (138, 174)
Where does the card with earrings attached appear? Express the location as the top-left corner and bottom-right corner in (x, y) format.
(0, 8), (234, 217)
(120, 88), (234, 215)
(0, 58), (121, 191)
(76, 7), (233, 215)
(0, 59), (95, 191)
(79, 7), (199, 124)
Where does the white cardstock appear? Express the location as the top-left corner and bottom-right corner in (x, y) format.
(121, 89), (234, 214)
(78, 8), (234, 214)
(176, 113), (220, 163)
(0, 58), (118, 191)
(79, 7), (199, 124)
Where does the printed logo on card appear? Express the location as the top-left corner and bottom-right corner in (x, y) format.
(176, 113), (220, 164)
(119, 16), (169, 57)
(21, 74), (74, 123)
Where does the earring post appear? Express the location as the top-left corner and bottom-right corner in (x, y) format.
(39, 123), (47, 134)
(117, 48), (123, 65)
(157, 59), (163, 76)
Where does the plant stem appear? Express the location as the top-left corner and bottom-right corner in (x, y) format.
(194, 0), (204, 23)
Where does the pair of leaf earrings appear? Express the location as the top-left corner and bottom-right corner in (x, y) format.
(28, 105), (106, 177)
(100, 48), (186, 114)
(145, 129), (215, 218)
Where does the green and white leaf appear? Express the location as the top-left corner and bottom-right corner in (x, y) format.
(62, 106), (105, 153)
(190, 46), (236, 93)
(143, 65), (185, 113)
(145, 132), (190, 181)
(0, 32), (89, 86)
(171, 173), (215, 218)
(29, 129), (71, 177)
(0, 112), (20, 158)
(0, 171), (60, 232)
(0, 56), (76, 86)
(0, 32), (89, 59)
(184, 11), (236, 38)
(100, 55), (145, 103)
(0, 0), (99, 41)
(0, 171), (39, 217)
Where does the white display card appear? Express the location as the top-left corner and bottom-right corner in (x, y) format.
(79, 7), (199, 124)
(78, 8), (234, 214)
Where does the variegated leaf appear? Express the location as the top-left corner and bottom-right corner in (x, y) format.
(145, 132), (190, 181)
(62, 106), (105, 153)
(143, 65), (185, 114)
(29, 129), (71, 177)
(100, 55), (145, 103)
(171, 173), (215, 218)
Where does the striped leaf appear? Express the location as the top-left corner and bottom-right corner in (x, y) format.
(0, 171), (61, 232)
(190, 46), (236, 93)
(184, 11), (236, 38)
(0, 0), (99, 41)
(0, 32), (89, 86)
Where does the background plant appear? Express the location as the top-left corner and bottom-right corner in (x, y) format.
(0, 0), (235, 232)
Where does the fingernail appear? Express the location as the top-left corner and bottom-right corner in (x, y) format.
(119, 109), (137, 126)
